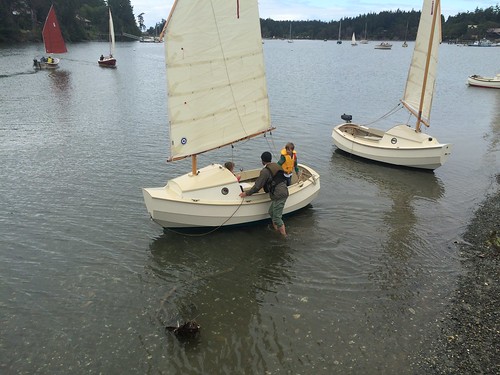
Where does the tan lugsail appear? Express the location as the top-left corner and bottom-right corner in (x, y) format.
(109, 9), (115, 56)
(165, 0), (271, 161)
(401, 0), (441, 130)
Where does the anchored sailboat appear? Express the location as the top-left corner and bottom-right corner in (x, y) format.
(142, 0), (320, 229)
(403, 20), (409, 47)
(467, 73), (500, 89)
(337, 20), (342, 44)
(351, 32), (357, 46)
(360, 22), (368, 44)
(332, 0), (451, 170)
(287, 23), (293, 43)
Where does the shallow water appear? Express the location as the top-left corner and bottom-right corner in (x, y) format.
(0, 40), (499, 373)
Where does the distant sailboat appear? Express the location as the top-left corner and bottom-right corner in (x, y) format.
(332, 0), (451, 170)
(403, 20), (409, 47)
(360, 22), (368, 44)
(33, 5), (67, 69)
(98, 8), (117, 67)
(337, 20), (342, 44)
(287, 23), (293, 43)
(351, 32), (357, 46)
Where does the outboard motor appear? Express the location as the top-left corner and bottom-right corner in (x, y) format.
(341, 113), (352, 123)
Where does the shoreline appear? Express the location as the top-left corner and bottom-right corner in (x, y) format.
(417, 174), (500, 373)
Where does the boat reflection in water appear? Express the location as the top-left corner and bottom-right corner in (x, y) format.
(48, 69), (71, 92)
(331, 148), (446, 310)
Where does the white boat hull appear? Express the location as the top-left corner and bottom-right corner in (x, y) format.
(374, 43), (392, 49)
(467, 74), (500, 89)
(143, 163), (320, 228)
(34, 57), (60, 69)
(332, 123), (452, 170)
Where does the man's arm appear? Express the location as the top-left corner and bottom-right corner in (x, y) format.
(240, 168), (270, 197)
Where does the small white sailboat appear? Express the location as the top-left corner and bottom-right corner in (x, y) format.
(360, 22), (368, 44)
(351, 32), (357, 46)
(332, 0), (451, 170)
(287, 23), (293, 43)
(142, 0), (320, 229)
(337, 20), (342, 44)
(33, 5), (67, 69)
(403, 20), (409, 47)
(98, 8), (116, 67)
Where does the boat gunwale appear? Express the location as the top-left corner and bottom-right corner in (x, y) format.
(333, 126), (450, 151)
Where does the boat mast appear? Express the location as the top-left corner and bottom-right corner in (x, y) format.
(192, 155), (197, 175)
(416, 0), (440, 132)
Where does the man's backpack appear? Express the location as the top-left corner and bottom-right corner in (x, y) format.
(264, 166), (286, 194)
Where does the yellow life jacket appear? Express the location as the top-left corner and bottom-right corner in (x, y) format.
(280, 148), (297, 174)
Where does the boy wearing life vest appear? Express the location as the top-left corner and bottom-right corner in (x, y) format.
(278, 142), (299, 186)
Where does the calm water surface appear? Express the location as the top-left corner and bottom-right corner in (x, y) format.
(0, 40), (499, 374)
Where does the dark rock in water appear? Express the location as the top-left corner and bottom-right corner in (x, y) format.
(166, 320), (200, 340)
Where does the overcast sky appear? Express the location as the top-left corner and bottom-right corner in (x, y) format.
(131, 0), (498, 28)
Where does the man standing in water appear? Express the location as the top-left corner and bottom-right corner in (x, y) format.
(239, 151), (289, 237)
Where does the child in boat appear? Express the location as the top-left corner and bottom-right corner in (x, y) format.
(277, 142), (300, 186)
(224, 161), (241, 181)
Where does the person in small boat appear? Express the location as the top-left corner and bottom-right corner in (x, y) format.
(224, 161), (240, 181)
(239, 151), (288, 237)
(47, 56), (53, 63)
(100, 55), (104, 61)
(277, 142), (299, 186)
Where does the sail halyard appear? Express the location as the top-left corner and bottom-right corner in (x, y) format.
(401, 0), (441, 132)
(165, 0), (271, 162)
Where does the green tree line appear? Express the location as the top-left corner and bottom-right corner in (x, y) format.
(0, 0), (141, 43)
(261, 5), (500, 42)
(1, 1), (498, 44)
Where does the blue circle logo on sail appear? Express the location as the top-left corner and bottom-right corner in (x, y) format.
(181, 137), (187, 145)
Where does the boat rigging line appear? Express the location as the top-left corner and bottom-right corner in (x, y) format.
(361, 102), (403, 126)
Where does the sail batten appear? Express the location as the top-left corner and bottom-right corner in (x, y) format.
(402, 0), (441, 128)
(42, 5), (67, 54)
(165, 0), (270, 160)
